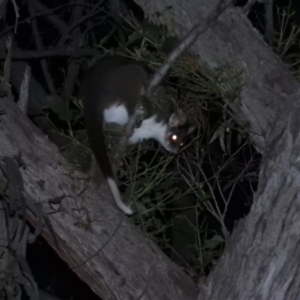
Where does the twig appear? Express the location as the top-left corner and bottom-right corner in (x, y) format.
(264, 0), (274, 45)
(147, 0), (233, 94)
(33, 1), (68, 36)
(10, 0), (20, 33)
(63, 1), (105, 42)
(34, 0), (105, 48)
(28, 0), (56, 95)
(0, 37), (12, 95)
(17, 64), (31, 114)
(242, 0), (257, 14)
(0, 47), (98, 60)
(0, 2), (102, 38)
(108, 0), (127, 44)
(63, 1), (82, 98)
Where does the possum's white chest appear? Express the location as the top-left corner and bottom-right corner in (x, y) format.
(103, 104), (129, 126)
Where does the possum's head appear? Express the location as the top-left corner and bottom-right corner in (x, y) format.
(162, 110), (195, 153)
(128, 109), (195, 153)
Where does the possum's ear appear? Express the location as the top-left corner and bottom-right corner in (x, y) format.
(169, 110), (187, 127)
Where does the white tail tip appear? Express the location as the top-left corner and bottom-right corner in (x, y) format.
(107, 177), (134, 215)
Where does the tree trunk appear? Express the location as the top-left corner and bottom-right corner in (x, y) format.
(2, 0), (300, 298)
(133, 0), (300, 299)
(0, 96), (198, 300)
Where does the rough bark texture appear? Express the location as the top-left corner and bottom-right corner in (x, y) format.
(135, 0), (300, 152)
(200, 113), (300, 299)
(10, 61), (49, 114)
(2, 0), (300, 298)
(0, 97), (198, 299)
(132, 0), (300, 299)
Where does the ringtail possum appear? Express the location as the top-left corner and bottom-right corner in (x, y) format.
(80, 57), (194, 215)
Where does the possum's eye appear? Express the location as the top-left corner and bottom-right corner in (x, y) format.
(169, 134), (178, 143)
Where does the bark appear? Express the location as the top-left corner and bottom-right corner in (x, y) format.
(132, 0), (300, 299)
(0, 32), (50, 115)
(0, 96), (198, 300)
(135, 0), (300, 152)
(200, 116), (300, 299)
(10, 61), (51, 115)
(0, 159), (34, 299)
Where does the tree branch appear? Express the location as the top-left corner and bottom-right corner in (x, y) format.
(148, 0), (233, 93)
(0, 97), (198, 300)
(17, 63), (31, 113)
(242, 0), (257, 14)
(0, 36), (12, 95)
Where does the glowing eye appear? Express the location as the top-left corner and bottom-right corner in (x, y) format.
(170, 134), (177, 141)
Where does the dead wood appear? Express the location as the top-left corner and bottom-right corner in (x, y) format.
(0, 96), (198, 300)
